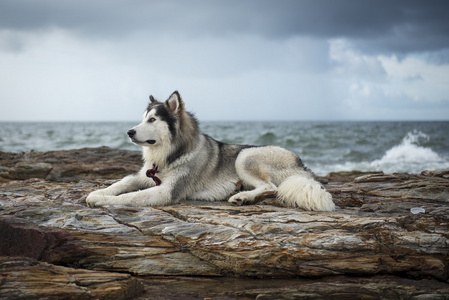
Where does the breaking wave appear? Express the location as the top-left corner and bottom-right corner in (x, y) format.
(330, 130), (449, 174)
(371, 130), (441, 167)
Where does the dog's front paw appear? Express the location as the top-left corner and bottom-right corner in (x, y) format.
(86, 192), (107, 208)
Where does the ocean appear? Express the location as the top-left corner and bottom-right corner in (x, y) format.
(1, 121), (448, 176)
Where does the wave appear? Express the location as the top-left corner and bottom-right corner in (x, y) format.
(255, 131), (278, 145)
(371, 130), (442, 167)
(327, 130), (449, 174)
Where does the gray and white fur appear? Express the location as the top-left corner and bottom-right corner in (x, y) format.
(86, 91), (335, 211)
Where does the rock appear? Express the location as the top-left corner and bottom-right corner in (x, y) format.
(0, 256), (144, 299)
(331, 172), (449, 203)
(0, 147), (141, 182)
(1, 147), (449, 298)
(422, 170), (449, 179)
(135, 275), (449, 299)
(324, 170), (384, 183)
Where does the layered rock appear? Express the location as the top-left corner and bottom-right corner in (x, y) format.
(0, 257), (143, 300)
(1, 147), (448, 299)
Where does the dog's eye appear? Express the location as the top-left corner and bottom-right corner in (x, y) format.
(148, 117), (156, 123)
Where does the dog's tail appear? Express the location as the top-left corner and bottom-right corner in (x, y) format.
(277, 175), (335, 212)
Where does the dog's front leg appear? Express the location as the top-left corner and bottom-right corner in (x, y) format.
(86, 174), (151, 207)
(86, 185), (172, 208)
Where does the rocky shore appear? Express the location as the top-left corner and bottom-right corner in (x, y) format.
(1, 147), (448, 299)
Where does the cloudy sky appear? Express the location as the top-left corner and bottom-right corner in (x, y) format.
(1, 1), (449, 121)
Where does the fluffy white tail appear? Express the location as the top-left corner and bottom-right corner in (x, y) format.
(277, 175), (335, 212)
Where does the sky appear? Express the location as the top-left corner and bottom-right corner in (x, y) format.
(1, 0), (449, 121)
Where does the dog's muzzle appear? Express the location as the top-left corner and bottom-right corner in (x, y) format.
(127, 129), (156, 145)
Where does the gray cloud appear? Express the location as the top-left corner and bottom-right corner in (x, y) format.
(1, 0), (449, 55)
(1, 0), (448, 122)
(404, 74), (424, 82)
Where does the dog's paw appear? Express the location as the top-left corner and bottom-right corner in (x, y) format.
(228, 191), (254, 206)
(86, 192), (108, 208)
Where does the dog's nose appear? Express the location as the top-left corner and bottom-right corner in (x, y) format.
(127, 129), (136, 138)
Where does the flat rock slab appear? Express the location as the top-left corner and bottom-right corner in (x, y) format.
(1, 148), (449, 298)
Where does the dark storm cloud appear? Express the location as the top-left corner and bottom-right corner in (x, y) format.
(1, 0), (449, 55)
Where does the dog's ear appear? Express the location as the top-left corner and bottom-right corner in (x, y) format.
(165, 91), (183, 114)
(149, 95), (157, 103)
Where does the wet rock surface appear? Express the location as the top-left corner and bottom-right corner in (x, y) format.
(1, 147), (448, 299)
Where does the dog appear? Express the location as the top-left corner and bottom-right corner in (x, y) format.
(86, 91), (334, 211)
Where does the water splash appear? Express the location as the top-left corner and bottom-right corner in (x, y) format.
(371, 130), (441, 167)
(328, 130), (449, 174)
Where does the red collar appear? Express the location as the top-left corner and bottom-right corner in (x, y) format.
(146, 164), (162, 186)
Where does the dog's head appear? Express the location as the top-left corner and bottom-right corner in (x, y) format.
(127, 91), (184, 147)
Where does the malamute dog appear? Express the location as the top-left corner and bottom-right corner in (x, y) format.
(86, 91), (334, 211)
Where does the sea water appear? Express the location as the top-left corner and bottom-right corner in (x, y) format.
(1, 121), (448, 176)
